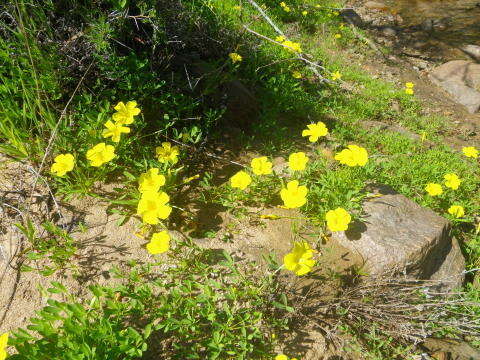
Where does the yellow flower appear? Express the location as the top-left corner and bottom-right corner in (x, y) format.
(292, 71), (302, 79)
(279, 1), (286, 7)
(302, 121), (328, 142)
(280, 180), (308, 208)
(282, 40), (302, 53)
(288, 152), (309, 171)
(283, 5), (291, 12)
(183, 174), (200, 183)
(275, 35), (286, 42)
(137, 191), (172, 224)
(86, 143), (115, 167)
(275, 355), (289, 360)
(405, 88), (414, 95)
(332, 71), (342, 81)
(138, 168), (166, 193)
(333, 11), (340, 16)
(156, 142), (180, 164)
(326, 207), (351, 232)
(251, 156), (273, 175)
(146, 231), (170, 254)
(230, 170), (252, 190)
(112, 101), (141, 125)
(229, 52), (242, 63)
(260, 214), (281, 220)
(425, 183), (443, 196)
(462, 146), (478, 158)
(0, 332), (8, 360)
(334, 33), (342, 39)
(444, 173), (461, 190)
(50, 153), (75, 176)
(302, 10), (308, 16)
(334, 145), (368, 167)
(448, 205), (465, 218)
(405, 82), (415, 89)
(102, 120), (130, 142)
(283, 241), (316, 276)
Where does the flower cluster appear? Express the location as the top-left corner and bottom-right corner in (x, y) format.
(50, 101), (141, 176)
(425, 173), (465, 218)
(275, 34), (302, 53)
(462, 146), (478, 158)
(405, 82), (414, 95)
(228, 120), (371, 277)
(229, 52), (242, 63)
(279, 1), (291, 12)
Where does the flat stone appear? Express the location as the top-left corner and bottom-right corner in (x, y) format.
(430, 60), (480, 113)
(461, 44), (480, 62)
(364, 1), (389, 11)
(330, 186), (465, 291)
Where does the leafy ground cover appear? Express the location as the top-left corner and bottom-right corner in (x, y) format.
(0, 0), (479, 359)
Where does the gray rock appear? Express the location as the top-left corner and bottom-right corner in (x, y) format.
(461, 44), (480, 62)
(340, 9), (365, 28)
(430, 60), (480, 113)
(330, 186), (465, 291)
(381, 26), (397, 37)
(364, 1), (389, 11)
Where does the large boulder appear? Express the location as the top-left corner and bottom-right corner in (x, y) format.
(429, 60), (480, 113)
(330, 186), (465, 291)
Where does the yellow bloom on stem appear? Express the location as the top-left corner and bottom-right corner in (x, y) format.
(302, 10), (308, 16)
(251, 156), (273, 175)
(326, 207), (351, 232)
(288, 152), (309, 171)
(275, 35), (286, 42)
(137, 191), (172, 225)
(405, 88), (414, 95)
(102, 120), (130, 142)
(229, 52), (242, 63)
(302, 121), (328, 142)
(0, 332), (8, 360)
(334, 33), (342, 39)
(138, 168), (166, 193)
(448, 205), (465, 218)
(112, 101), (141, 125)
(292, 71), (302, 79)
(146, 231), (170, 255)
(283, 241), (316, 276)
(260, 214), (281, 220)
(462, 146), (478, 158)
(280, 180), (308, 209)
(50, 153), (75, 176)
(334, 145), (368, 167)
(332, 71), (342, 80)
(86, 143), (115, 167)
(275, 355), (289, 360)
(405, 82), (414, 89)
(282, 40), (302, 53)
(425, 183), (443, 196)
(156, 142), (179, 164)
(230, 170), (252, 190)
(444, 173), (461, 190)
